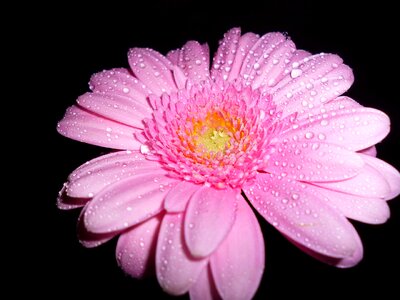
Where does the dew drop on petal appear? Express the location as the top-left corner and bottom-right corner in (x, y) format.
(305, 132), (314, 139)
(290, 69), (303, 78)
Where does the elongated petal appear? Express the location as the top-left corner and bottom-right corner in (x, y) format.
(282, 104), (390, 151)
(272, 53), (353, 116)
(156, 213), (207, 295)
(244, 173), (361, 259)
(185, 187), (238, 257)
(177, 41), (210, 83)
(314, 163), (390, 198)
(210, 199), (265, 300)
(66, 151), (161, 198)
(84, 173), (177, 233)
(164, 181), (200, 212)
(240, 32), (295, 89)
(285, 232), (363, 268)
(128, 48), (177, 96)
(265, 142), (364, 181)
(57, 105), (141, 150)
(89, 68), (153, 108)
(211, 27), (242, 81)
(57, 183), (89, 210)
(189, 265), (221, 300)
(76, 92), (151, 129)
(314, 185), (390, 224)
(116, 215), (162, 278)
(77, 206), (117, 248)
(361, 154), (400, 200)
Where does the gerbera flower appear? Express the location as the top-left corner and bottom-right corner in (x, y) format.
(57, 27), (400, 299)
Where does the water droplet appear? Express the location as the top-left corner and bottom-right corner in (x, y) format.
(140, 144), (150, 154)
(122, 87), (130, 93)
(290, 69), (303, 78)
(318, 133), (326, 140)
(195, 59), (202, 65)
(272, 59), (279, 65)
(320, 120), (329, 126)
(305, 132), (314, 139)
(291, 193), (299, 200)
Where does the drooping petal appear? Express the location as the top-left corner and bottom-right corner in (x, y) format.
(77, 206), (117, 248)
(66, 150), (161, 198)
(76, 92), (151, 129)
(244, 173), (361, 259)
(128, 48), (177, 96)
(89, 68), (153, 108)
(156, 213), (207, 295)
(282, 101), (390, 151)
(184, 186), (238, 257)
(189, 265), (221, 300)
(177, 41), (210, 83)
(265, 141), (364, 182)
(57, 183), (89, 210)
(314, 163), (390, 198)
(271, 53), (354, 116)
(57, 105), (141, 150)
(116, 215), (162, 278)
(361, 154), (400, 200)
(314, 185), (390, 224)
(164, 181), (200, 212)
(84, 173), (177, 233)
(210, 199), (265, 300)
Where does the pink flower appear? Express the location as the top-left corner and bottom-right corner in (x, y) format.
(57, 28), (400, 299)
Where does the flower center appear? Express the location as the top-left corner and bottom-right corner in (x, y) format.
(141, 80), (281, 189)
(193, 112), (232, 153)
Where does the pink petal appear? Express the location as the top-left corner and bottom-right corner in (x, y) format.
(361, 154), (400, 200)
(156, 213), (207, 295)
(185, 186), (238, 257)
(128, 48), (177, 96)
(210, 199), (265, 300)
(89, 68), (153, 108)
(239, 32), (295, 88)
(77, 206), (117, 248)
(189, 265), (221, 300)
(285, 232), (363, 268)
(211, 28), (260, 82)
(166, 49), (180, 65)
(116, 215), (162, 278)
(164, 181), (200, 212)
(57, 105), (141, 150)
(265, 141), (364, 182)
(314, 185), (390, 224)
(66, 150), (161, 198)
(314, 163), (390, 198)
(282, 101), (390, 151)
(244, 173), (361, 259)
(358, 146), (377, 157)
(211, 27), (241, 81)
(76, 92), (151, 129)
(177, 41), (210, 83)
(84, 172), (177, 233)
(57, 183), (88, 210)
(271, 53), (354, 115)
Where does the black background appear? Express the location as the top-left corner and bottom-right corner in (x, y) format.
(35, 1), (400, 298)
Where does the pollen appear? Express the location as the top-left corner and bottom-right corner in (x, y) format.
(191, 112), (234, 154)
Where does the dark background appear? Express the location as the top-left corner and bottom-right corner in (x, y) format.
(36, 1), (399, 298)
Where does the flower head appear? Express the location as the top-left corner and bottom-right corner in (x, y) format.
(58, 28), (400, 299)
